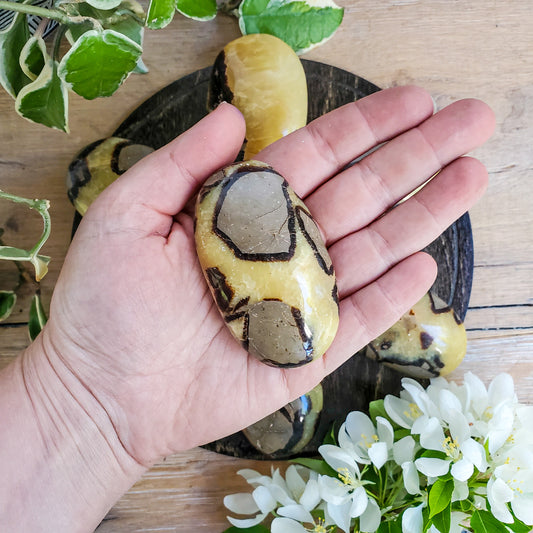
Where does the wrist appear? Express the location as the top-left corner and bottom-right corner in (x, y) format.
(0, 332), (147, 532)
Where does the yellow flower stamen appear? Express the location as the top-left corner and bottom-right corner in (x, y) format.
(403, 403), (423, 421)
(442, 436), (460, 459)
(337, 467), (355, 486)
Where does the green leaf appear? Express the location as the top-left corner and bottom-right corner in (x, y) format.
(430, 505), (451, 533)
(146, 0), (176, 29)
(19, 36), (47, 81)
(15, 59), (69, 132)
(418, 449), (448, 461)
(369, 399), (388, 424)
(0, 245), (31, 261)
(470, 509), (512, 533)
(85, 0), (123, 10)
(0, 8), (31, 97)
(222, 525), (270, 533)
(0, 291), (16, 321)
(29, 292), (47, 341)
(176, 0), (216, 20)
(238, 0), (344, 54)
(58, 29), (142, 99)
(291, 457), (337, 477)
(377, 517), (402, 533)
(428, 478), (454, 518)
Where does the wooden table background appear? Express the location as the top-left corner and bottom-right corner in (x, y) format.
(1, 1), (532, 530)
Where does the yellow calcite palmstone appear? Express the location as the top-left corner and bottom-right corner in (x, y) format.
(208, 33), (308, 159)
(366, 292), (467, 378)
(195, 161), (339, 367)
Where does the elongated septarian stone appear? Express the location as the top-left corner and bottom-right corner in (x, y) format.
(366, 292), (467, 378)
(195, 161), (339, 367)
(243, 384), (323, 457)
(67, 137), (154, 215)
(208, 33), (308, 159)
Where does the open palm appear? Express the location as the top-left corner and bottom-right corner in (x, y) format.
(41, 86), (494, 466)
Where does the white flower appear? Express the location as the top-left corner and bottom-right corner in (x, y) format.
(464, 372), (517, 455)
(224, 465), (321, 529)
(318, 444), (373, 532)
(338, 411), (394, 469)
(487, 444), (533, 525)
(403, 502), (468, 533)
(413, 412), (487, 482)
(392, 435), (421, 495)
(271, 512), (335, 532)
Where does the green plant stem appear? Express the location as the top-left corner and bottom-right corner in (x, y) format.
(0, 0), (70, 24)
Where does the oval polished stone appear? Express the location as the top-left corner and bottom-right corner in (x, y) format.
(366, 292), (467, 378)
(208, 33), (307, 159)
(67, 137), (154, 216)
(243, 384), (323, 457)
(195, 160), (339, 367)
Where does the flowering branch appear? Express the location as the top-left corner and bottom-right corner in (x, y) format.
(224, 372), (533, 533)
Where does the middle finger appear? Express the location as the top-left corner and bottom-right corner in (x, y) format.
(305, 98), (494, 245)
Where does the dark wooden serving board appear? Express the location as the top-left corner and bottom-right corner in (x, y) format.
(109, 60), (473, 460)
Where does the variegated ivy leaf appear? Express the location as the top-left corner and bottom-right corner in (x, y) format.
(15, 57), (69, 132)
(29, 292), (48, 341)
(0, 290), (16, 322)
(84, 0), (123, 11)
(146, 0), (176, 29)
(0, 8), (31, 97)
(238, 0), (344, 54)
(19, 36), (47, 81)
(58, 29), (142, 99)
(177, 0), (217, 21)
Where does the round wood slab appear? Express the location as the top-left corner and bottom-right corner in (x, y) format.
(110, 60), (473, 460)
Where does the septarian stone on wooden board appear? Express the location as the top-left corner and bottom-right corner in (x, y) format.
(194, 160), (339, 367)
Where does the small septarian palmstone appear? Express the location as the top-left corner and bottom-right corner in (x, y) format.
(195, 160), (339, 367)
(243, 384), (323, 457)
(366, 292), (467, 378)
(67, 137), (154, 216)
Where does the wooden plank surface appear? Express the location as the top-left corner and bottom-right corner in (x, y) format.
(1, 1), (532, 530)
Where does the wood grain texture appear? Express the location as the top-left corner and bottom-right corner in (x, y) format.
(1, 1), (532, 530)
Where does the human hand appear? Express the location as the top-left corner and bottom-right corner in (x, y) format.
(33, 86), (495, 468)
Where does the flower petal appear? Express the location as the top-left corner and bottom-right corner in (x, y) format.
(223, 493), (260, 514)
(318, 475), (350, 505)
(415, 457), (451, 477)
(511, 494), (533, 526)
(487, 477), (514, 523)
(349, 486), (369, 518)
(359, 497), (381, 532)
(402, 461), (421, 495)
(461, 438), (488, 472)
(319, 444), (360, 477)
(327, 500), (353, 533)
(227, 512), (267, 528)
(402, 503), (424, 533)
(299, 479), (321, 511)
(384, 395), (415, 429)
(393, 436), (416, 465)
(451, 458), (474, 482)
(252, 485), (278, 514)
(419, 417), (446, 452)
(368, 441), (388, 469)
(271, 516), (307, 533)
(278, 504), (314, 523)
(376, 416), (395, 448)
(285, 464), (307, 500)
(488, 373), (516, 407)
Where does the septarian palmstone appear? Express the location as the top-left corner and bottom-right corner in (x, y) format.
(195, 161), (339, 367)
(208, 33), (308, 159)
(366, 292), (467, 378)
(243, 384), (323, 457)
(67, 137), (154, 216)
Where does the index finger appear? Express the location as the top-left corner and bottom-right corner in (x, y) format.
(256, 85), (435, 198)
